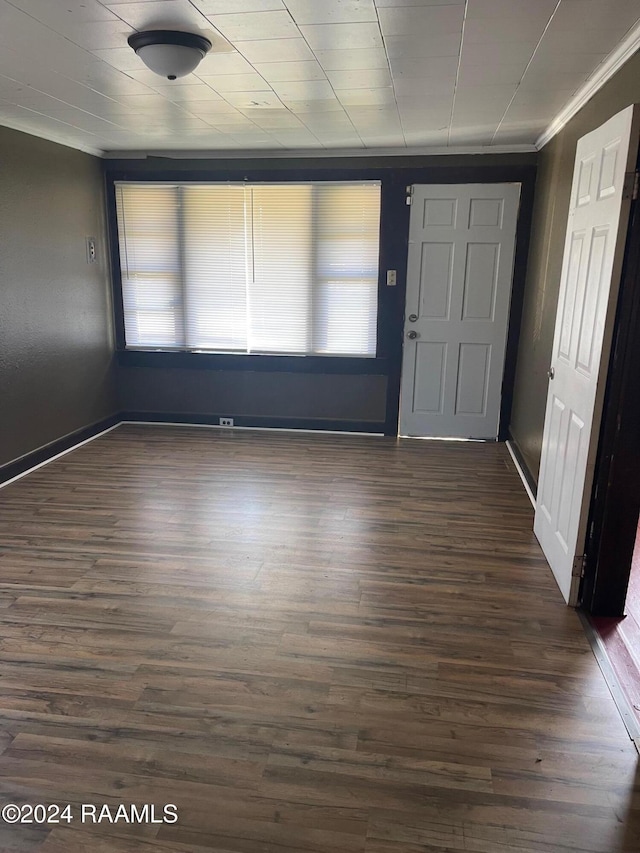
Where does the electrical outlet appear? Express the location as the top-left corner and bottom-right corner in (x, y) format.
(219, 418), (234, 427)
(86, 237), (97, 264)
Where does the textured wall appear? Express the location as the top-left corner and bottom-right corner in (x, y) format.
(0, 126), (117, 467)
(509, 50), (640, 483)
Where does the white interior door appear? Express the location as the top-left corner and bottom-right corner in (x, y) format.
(399, 184), (520, 438)
(534, 104), (640, 605)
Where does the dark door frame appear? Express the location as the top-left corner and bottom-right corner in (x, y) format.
(581, 168), (640, 616)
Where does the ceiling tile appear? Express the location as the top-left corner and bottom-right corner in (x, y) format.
(462, 18), (544, 45)
(91, 47), (146, 73)
(383, 33), (462, 58)
(399, 108), (452, 130)
(326, 69), (392, 90)
(389, 56), (460, 79)
(148, 84), (224, 102)
(190, 0), (285, 11)
(448, 127), (495, 145)
(451, 103), (507, 124)
(104, 0), (210, 29)
(270, 79), (335, 100)
(456, 63), (528, 88)
(452, 85), (514, 107)
(196, 52), (256, 75)
(313, 47), (389, 71)
(524, 51), (608, 75)
(460, 41), (537, 66)
(502, 102), (564, 121)
(510, 88), (578, 111)
(299, 110), (354, 129)
(310, 132), (364, 147)
(360, 134), (406, 148)
(55, 21), (133, 51)
(464, 0), (557, 25)
(402, 128), (449, 146)
(377, 4), (464, 36)
(234, 38), (316, 63)
(264, 128), (322, 146)
(492, 123), (545, 144)
(222, 91), (284, 108)
(239, 109), (305, 128)
(284, 0), (377, 25)
(535, 26), (638, 56)
(206, 10), (301, 41)
(517, 68), (597, 92)
(177, 100), (243, 117)
(393, 76), (457, 97)
(9, 0), (119, 24)
(285, 97), (345, 113)
(254, 61), (327, 83)
(300, 22), (383, 50)
(375, 0), (464, 5)
(337, 88), (397, 106)
(550, 0), (640, 32)
(200, 73), (272, 92)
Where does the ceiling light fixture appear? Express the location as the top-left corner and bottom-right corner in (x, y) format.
(127, 30), (212, 80)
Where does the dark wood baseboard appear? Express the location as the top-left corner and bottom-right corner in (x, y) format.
(0, 414), (120, 486)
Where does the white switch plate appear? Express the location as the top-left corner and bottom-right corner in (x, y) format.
(386, 269), (397, 286)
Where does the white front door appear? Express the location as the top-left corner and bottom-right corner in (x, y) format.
(399, 184), (520, 439)
(534, 104), (640, 605)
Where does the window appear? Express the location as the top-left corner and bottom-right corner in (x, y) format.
(115, 181), (381, 357)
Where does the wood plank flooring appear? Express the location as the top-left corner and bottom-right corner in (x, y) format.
(0, 424), (638, 852)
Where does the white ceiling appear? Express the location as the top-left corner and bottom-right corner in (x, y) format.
(0, 0), (638, 157)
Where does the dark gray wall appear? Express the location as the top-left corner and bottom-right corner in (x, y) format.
(119, 367), (386, 424)
(510, 50), (640, 483)
(0, 126), (117, 468)
(110, 152), (536, 430)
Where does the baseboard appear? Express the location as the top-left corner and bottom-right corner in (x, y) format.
(506, 432), (537, 507)
(0, 411), (385, 490)
(579, 611), (640, 745)
(120, 411), (386, 434)
(0, 414), (121, 487)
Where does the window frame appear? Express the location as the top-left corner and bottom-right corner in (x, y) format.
(108, 174), (386, 373)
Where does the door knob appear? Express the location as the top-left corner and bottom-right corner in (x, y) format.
(408, 313), (418, 322)
(547, 366), (555, 379)
(407, 330), (418, 340)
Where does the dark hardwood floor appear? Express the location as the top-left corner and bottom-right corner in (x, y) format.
(0, 424), (638, 852)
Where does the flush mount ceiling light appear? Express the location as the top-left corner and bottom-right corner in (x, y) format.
(127, 30), (212, 80)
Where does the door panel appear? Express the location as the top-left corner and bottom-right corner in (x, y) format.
(534, 104), (640, 605)
(456, 343), (491, 416)
(400, 183), (520, 438)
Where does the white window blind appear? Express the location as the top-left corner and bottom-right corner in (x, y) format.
(115, 181), (381, 357)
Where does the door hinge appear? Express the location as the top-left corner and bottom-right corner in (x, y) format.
(572, 554), (586, 578)
(623, 170), (639, 200)
(406, 185), (414, 205)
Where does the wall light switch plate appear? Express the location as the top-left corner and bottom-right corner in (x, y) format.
(386, 269), (397, 287)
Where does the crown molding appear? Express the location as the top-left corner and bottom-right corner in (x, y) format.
(101, 143), (537, 160)
(0, 118), (103, 156)
(536, 19), (640, 150)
